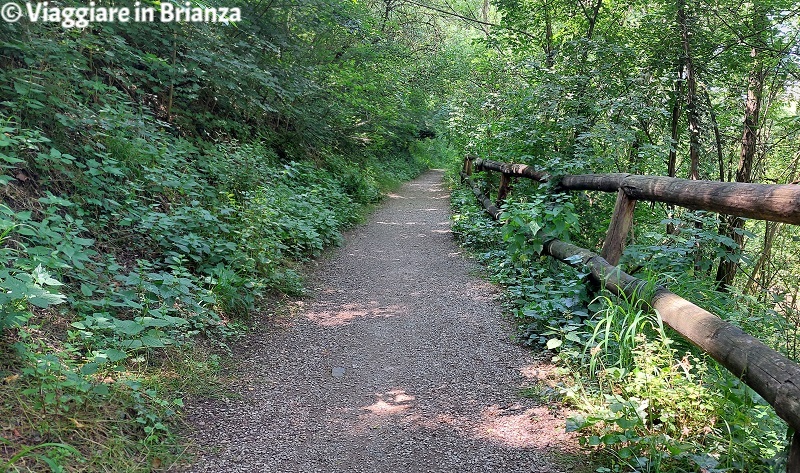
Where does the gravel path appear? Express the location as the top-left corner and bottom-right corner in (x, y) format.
(181, 170), (587, 472)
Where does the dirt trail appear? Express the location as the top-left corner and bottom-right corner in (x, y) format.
(181, 170), (586, 472)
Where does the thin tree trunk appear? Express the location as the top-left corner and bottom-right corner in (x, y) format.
(677, 0), (700, 181)
(167, 32), (178, 121)
(480, 0), (491, 36)
(677, 0), (703, 270)
(570, 0), (603, 155)
(582, 0), (603, 40)
(745, 153), (800, 294)
(704, 89), (724, 182)
(628, 136), (640, 171)
(706, 88), (730, 260)
(716, 8), (765, 289)
(745, 221), (780, 294)
(544, 0), (554, 68)
(381, 0), (394, 32)
(667, 65), (683, 180)
(666, 62), (683, 234)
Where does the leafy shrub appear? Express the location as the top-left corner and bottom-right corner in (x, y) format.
(449, 173), (791, 470)
(501, 192), (579, 260)
(0, 98), (425, 468)
(621, 212), (752, 279)
(1, 2), (434, 468)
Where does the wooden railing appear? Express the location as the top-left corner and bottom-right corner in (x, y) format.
(461, 155), (800, 470)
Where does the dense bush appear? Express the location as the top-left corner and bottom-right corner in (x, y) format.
(0, 1), (435, 468)
(0, 102), (426, 468)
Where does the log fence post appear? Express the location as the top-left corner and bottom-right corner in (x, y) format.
(788, 434), (800, 473)
(497, 173), (511, 206)
(600, 189), (637, 266)
(461, 157), (473, 182)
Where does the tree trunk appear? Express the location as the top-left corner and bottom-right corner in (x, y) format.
(582, 0), (603, 40)
(544, 0), (554, 68)
(704, 89), (724, 182)
(381, 0), (394, 32)
(744, 221), (780, 295)
(677, 0), (700, 181)
(481, 0), (491, 36)
(744, 154), (799, 295)
(568, 0), (603, 159)
(666, 62), (683, 234)
(716, 8), (765, 289)
(677, 0), (703, 270)
(667, 65), (683, 180)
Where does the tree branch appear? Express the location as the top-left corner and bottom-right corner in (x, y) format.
(400, 0), (537, 39)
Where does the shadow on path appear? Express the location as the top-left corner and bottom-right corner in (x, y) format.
(180, 170), (591, 473)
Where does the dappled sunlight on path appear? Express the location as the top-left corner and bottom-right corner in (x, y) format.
(183, 170), (589, 473)
(305, 301), (408, 327)
(342, 387), (577, 451)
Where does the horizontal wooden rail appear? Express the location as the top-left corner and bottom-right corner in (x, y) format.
(562, 174), (800, 225)
(465, 156), (800, 225)
(460, 171), (501, 219)
(460, 154), (800, 470)
(472, 157), (550, 182)
(544, 238), (800, 434)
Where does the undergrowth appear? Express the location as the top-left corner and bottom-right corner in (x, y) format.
(449, 175), (791, 472)
(0, 6), (438, 469)
(0, 106), (425, 470)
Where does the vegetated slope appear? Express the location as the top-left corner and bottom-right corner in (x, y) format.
(182, 170), (591, 473)
(0, 4), (443, 470)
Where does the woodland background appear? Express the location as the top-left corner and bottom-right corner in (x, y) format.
(1, 0), (799, 470)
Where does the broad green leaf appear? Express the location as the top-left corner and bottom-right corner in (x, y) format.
(113, 319), (145, 336)
(140, 335), (165, 348)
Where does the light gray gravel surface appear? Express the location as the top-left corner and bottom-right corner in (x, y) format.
(180, 170), (588, 472)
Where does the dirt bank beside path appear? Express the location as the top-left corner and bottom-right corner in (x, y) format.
(180, 170), (589, 472)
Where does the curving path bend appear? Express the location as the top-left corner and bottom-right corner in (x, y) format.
(181, 170), (588, 473)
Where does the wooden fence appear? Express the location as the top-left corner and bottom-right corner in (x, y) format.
(461, 155), (800, 470)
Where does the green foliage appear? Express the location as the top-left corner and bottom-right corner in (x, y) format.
(451, 183), (589, 348)
(0, 264), (66, 330)
(0, 0), (441, 466)
(450, 177), (791, 469)
(409, 137), (462, 170)
(0, 439), (82, 473)
(501, 192), (579, 258)
(563, 297), (788, 472)
(585, 292), (661, 378)
(620, 212), (755, 279)
(451, 188), (505, 249)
